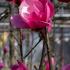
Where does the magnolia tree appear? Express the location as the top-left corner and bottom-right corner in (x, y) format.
(0, 0), (70, 70)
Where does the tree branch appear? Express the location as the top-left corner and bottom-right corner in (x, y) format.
(24, 39), (42, 59)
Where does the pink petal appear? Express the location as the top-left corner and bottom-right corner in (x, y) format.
(17, 60), (28, 70)
(46, 2), (51, 21)
(19, 0), (44, 23)
(10, 14), (30, 29)
(39, 0), (47, 5)
(0, 60), (4, 69)
(11, 64), (19, 70)
(46, 63), (50, 70)
(29, 21), (47, 29)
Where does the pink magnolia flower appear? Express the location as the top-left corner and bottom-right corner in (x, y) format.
(44, 59), (49, 70)
(11, 64), (19, 70)
(11, 0), (54, 32)
(46, 63), (50, 70)
(11, 60), (28, 70)
(10, 14), (52, 32)
(39, 0), (47, 5)
(0, 63), (4, 70)
(48, 1), (54, 18)
(44, 57), (55, 70)
(19, 0), (54, 31)
(17, 60), (28, 70)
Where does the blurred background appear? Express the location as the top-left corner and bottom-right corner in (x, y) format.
(0, 0), (70, 70)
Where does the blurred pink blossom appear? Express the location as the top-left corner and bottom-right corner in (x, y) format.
(44, 57), (55, 70)
(17, 60), (28, 70)
(11, 60), (28, 70)
(11, 64), (19, 70)
(62, 64), (70, 70)
(0, 60), (4, 70)
(3, 47), (8, 54)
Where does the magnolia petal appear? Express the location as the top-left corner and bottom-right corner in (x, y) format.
(11, 64), (19, 70)
(19, 0), (44, 23)
(29, 21), (47, 29)
(46, 2), (51, 21)
(39, 0), (47, 5)
(17, 60), (28, 70)
(10, 14), (30, 29)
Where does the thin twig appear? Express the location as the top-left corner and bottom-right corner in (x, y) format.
(19, 30), (23, 62)
(24, 39), (41, 59)
(34, 65), (38, 70)
(0, 9), (9, 20)
(39, 39), (45, 70)
(39, 28), (51, 70)
(44, 29), (51, 70)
